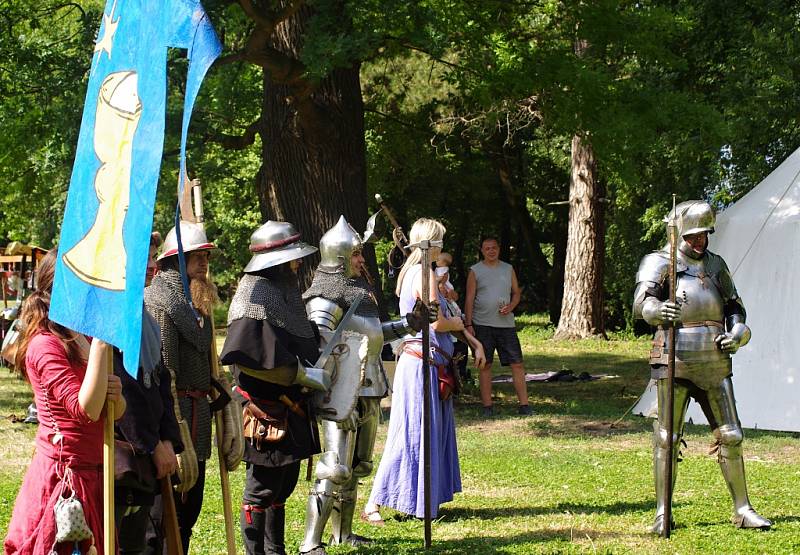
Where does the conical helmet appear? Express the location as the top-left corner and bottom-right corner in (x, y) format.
(665, 200), (715, 236)
(319, 216), (362, 276)
(158, 221), (215, 261)
(243, 221), (317, 273)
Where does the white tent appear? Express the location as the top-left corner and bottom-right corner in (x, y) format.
(633, 148), (800, 432)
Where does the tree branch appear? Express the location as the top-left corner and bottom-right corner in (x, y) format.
(385, 38), (479, 76)
(238, 0), (305, 36)
(238, 0), (274, 29)
(206, 118), (263, 150)
(245, 43), (307, 85)
(364, 108), (432, 135)
(215, 50), (247, 66)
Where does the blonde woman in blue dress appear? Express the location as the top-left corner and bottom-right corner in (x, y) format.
(363, 218), (485, 523)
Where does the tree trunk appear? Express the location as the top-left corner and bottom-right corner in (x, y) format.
(553, 133), (606, 339)
(495, 152), (551, 310)
(258, 7), (368, 286)
(548, 208), (568, 326)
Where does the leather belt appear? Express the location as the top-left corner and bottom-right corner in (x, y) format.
(658, 320), (724, 330)
(237, 388), (307, 419)
(401, 339), (452, 363)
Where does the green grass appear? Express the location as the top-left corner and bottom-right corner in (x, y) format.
(3, 315), (800, 553)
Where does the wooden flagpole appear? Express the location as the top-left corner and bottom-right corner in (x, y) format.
(103, 345), (115, 555)
(190, 180), (237, 555)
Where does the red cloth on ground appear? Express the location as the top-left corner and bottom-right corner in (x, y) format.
(4, 332), (105, 555)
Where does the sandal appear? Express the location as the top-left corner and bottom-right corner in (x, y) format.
(360, 509), (385, 527)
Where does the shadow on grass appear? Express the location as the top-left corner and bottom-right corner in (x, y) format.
(522, 351), (645, 376)
(451, 400), (653, 439)
(437, 499), (653, 522)
(0, 370), (33, 417)
(347, 527), (637, 554)
(455, 350), (651, 421)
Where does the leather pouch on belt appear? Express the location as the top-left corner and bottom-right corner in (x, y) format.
(650, 329), (666, 360)
(243, 401), (288, 449)
(438, 365), (456, 401)
(650, 341), (664, 359)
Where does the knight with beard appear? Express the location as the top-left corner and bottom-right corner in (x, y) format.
(144, 220), (218, 552)
(299, 216), (432, 555)
(220, 221), (326, 555)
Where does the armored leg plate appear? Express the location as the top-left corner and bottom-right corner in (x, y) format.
(300, 485), (334, 554)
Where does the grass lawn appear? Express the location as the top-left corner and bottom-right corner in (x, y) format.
(2, 314), (799, 553)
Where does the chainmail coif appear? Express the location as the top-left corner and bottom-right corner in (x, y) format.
(302, 270), (380, 318)
(228, 273), (316, 338)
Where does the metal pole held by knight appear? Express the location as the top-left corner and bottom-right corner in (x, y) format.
(664, 194), (678, 539)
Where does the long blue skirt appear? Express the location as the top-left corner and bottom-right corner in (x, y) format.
(368, 352), (461, 517)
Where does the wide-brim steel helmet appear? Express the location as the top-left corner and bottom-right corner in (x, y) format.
(664, 200), (715, 236)
(157, 220), (216, 261)
(243, 220), (318, 273)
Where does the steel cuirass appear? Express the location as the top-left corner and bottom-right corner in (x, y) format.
(305, 294), (388, 398)
(633, 247), (742, 389)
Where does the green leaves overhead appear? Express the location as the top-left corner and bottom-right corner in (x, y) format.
(0, 0), (103, 245)
(4, 0), (800, 323)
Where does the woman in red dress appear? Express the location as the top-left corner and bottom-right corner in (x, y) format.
(4, 251), (125, 555)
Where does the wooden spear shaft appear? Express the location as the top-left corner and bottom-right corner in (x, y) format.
(210, 324), (237, 555)
(191, 181), (237, 555)
(420, 242), (433, 548)
(375, 194), (409, 251)
(160, 476), (184, 554)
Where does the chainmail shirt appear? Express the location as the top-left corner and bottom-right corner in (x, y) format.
(144, 269), (213, 460)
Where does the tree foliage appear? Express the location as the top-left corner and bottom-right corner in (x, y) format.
(4, 0), (800, 324)
(0, 0), (102, 245)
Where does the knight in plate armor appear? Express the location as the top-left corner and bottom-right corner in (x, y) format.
(299, 216), (430, 555)
(633, 200), (771, 534)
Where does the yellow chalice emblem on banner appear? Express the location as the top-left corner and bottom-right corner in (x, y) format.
(63, 70), (141, 291)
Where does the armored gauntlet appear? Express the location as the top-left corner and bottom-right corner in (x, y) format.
(641, 299), (682, 326)
(716, 322), (751, 354)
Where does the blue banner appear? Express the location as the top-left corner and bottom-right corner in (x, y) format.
(50, 0), (222, 376)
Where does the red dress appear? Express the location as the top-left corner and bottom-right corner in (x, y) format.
(4, 333), (105, 555)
